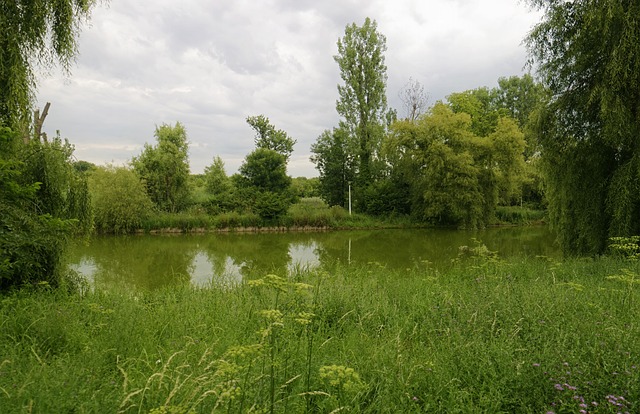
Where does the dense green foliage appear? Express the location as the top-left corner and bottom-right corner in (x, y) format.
(232, 117), (297, 221)
(132, 122), (190, 213)
(0, 127), (89, 290)
(0, 0), (96, 130)
(380, 103), (526, 227)
(235, 148), (293, 220)
(333, 18), (388, 208)
(526, 0), (640, 254)
(310, 127), (355, 208)
(0, 0), (97, 289)
(88, 166), (153, 234)
(246, 115), (296, 161)
(311, 18), (542, 223)
(1, 255), (638, 412)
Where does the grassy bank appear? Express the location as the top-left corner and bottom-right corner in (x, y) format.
(137, 199), (542, 234)
(2, 254), (638, 413)
(139, 198), (416, 233)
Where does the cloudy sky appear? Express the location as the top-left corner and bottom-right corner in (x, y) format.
(36, 0), (541, 177)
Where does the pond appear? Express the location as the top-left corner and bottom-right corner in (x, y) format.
(66, 226), (560, 290)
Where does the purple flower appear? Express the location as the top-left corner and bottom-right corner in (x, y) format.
(554, 384), (564, 391)
(532, 363), (541, 367)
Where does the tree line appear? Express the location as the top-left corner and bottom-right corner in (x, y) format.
(2, 0), (640, 289)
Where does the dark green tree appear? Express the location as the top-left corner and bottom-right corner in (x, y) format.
(132, 122), (190, 213)
(310, 126), (355, 208)
(236, 148), (293, 220)
(334, 17), (388, 203)
(526, 0), (640, 254)
(238, 148), (290, 193)
(0, 127), (88, 289)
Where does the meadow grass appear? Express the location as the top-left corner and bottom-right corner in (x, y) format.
(1, 253), (639, 413)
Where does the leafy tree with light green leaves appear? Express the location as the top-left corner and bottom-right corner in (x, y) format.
(387, 103), (526, 227)
(447, 88), (499, 137)
(204, 156), (231, 195)
(493, 74), (546, 131)
(89, 166), (153, 234)
(246, 115), (296, 161)
(202, 156), (237, 214)
(132, 122), (190, 213)
(334, 17), (388, 205)
(0, 0), (98, 131)
(486, 117), (527, 205)
(526, 0), (640, 254)
(493, 74), (548, 160)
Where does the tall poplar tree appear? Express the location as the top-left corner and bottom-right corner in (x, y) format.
(526, 0), (640, 254)
(334, 17), (388, 205)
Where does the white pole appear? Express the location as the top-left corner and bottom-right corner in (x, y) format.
(348, 183), (352, 215)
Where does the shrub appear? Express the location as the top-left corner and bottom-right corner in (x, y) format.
(89, 166), (154, 234)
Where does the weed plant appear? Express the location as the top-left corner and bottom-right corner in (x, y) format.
(1, 251), (639, 412)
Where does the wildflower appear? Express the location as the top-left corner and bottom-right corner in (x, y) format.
(532, 363), (540, 367)
(554, 384), (564, 391)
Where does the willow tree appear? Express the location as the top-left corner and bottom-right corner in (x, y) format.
(334, 17), (388, 206)
(0, 0), (97, 289)
(0, 0), (97, 131)
(526, 0), (640, 254)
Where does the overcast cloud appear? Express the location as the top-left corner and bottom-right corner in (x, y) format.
(36, 0), (540, 177)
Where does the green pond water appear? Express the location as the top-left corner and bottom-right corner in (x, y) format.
(66, 226), (560, 290)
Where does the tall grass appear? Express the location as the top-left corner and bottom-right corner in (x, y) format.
(495, 205), (546, 225)
(1, 253), (639, 412)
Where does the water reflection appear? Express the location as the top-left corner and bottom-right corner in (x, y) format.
(66, 227), (559, 290)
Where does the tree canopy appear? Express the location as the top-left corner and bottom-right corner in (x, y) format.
(246, 115), (296, 161)
(526, 0), (640, 254)
(0, 0), (97, 131)
(132, 122), (190, 213)
(334, 17), (388, 198)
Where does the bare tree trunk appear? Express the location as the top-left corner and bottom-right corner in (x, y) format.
(24, 102), (50, 143)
